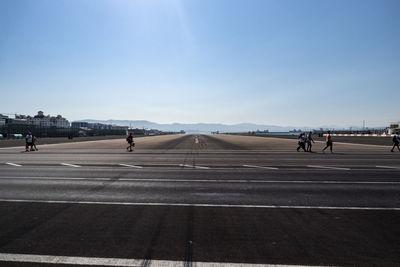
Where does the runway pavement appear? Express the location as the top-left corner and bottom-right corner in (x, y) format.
(0, 134), (399, 266)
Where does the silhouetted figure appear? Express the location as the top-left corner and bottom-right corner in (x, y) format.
(32, 135), (38, 151)
(297, 133), (306, 152)
(322, 131), (333, 153)
(126, 133), (134, 152)
(391, 132), (400, 152)
(306, 131), (315, 152)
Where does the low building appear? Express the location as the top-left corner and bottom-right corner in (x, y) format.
(0, 114), (7, 126)
(388, 123), (400, 135)
(71, 122), (89, 128)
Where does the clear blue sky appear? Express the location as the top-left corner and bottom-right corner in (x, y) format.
(0, 0), (399, 127)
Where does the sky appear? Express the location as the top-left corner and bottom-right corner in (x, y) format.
(0, 0), (399, 128)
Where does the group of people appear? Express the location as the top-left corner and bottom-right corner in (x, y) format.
(296, 131), (316, 152)
(296, 131), (333, 153)
(297, 131), (400, 153)
(25, 133), (38, 152)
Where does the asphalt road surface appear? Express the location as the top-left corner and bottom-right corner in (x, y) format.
(0, 134), (399, 266)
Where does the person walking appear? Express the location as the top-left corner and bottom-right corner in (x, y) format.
(126, 133), (134, 152)
(32, 135), (38, 151)
(391, 132), (400, 152)
(322, 131), (333, 153)
(297, 133), (306, 152)
(306, 131), (315, 152)
(25, 133), (33, 152)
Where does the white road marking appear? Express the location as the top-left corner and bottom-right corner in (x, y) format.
(0, 252), (325, 267)
(179, 164), (210, 169)
(5, 163), (22, 167)
(243, 164), (279, 170)
(118, 163), (143, 169)
(331, 141), (391, 148)
(0, 176), (399, 185)
(262, 136), (392, 148)
(60, 163), (81, 168)
(376, 165), (400, 170)
(0, 198), (398, 211)
(307, 165), (350, 171)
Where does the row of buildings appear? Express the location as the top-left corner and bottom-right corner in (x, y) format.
(1, 111), (70, 128)
(0, 111), (173, 137)
(0, 111), (128, 131)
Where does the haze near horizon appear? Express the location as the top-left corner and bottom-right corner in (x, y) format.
(0, 0), (399, 128)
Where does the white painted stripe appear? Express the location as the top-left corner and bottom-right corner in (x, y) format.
(0, 198), (398, 211)
(376, 165), (400, 170)
(118, 163), (143, 169)
(60, 163), (81, 168)
(0, 252), (325, 267)
(243, 164), (279, 170)
(179, 164), (210, 169)
(330, 141), (391, 148)
(5, 162), (22, 167)
(193, 165), (210, 169)
(1, 176), (400, 184)
(307, 165), (350, 171)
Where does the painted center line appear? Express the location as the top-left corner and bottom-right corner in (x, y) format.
(307, 165), (350, 171)
(0, 253), (325, 267)
(5, 163), (22, 167)
(118, 164), (143, 169)
(376, 165), (400, 169)
(60, 163), (81, 168)
(179, 164), (210, 169)
(243, 164), (279, 170)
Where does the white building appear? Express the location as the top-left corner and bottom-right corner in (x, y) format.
(26, 111), (70, 128)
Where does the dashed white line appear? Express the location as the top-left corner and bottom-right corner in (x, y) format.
(0, 252), (325, 267)
(307, 165), (350, 171)
(243, 164), (279, 170)
(376, 165), (400, 170)
(5, 163), (22, 167)
(60, 163), (81, 168)
(0, 198), (398, 211)
(118, 164), (143, 169)
(179, 164), (210, 169)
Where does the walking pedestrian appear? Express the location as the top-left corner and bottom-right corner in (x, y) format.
(25, 132), (33, 151)
(322, 131), (333, 153)
(32, 135), (38, 151)
(126, 133), (134, 152)
(391, 132), (400, 152)
(306, 131), (315, 152)
(297, 133), (306, 152)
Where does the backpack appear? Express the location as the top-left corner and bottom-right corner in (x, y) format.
(394, 135), (398, 143)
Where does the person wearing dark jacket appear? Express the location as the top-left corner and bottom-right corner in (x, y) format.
(391, 132), (400, 152)
(126, 133), (134, 152)
(322, 131), (333, 153)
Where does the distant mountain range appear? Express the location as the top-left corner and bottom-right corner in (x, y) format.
(77, 119), (376, 134)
